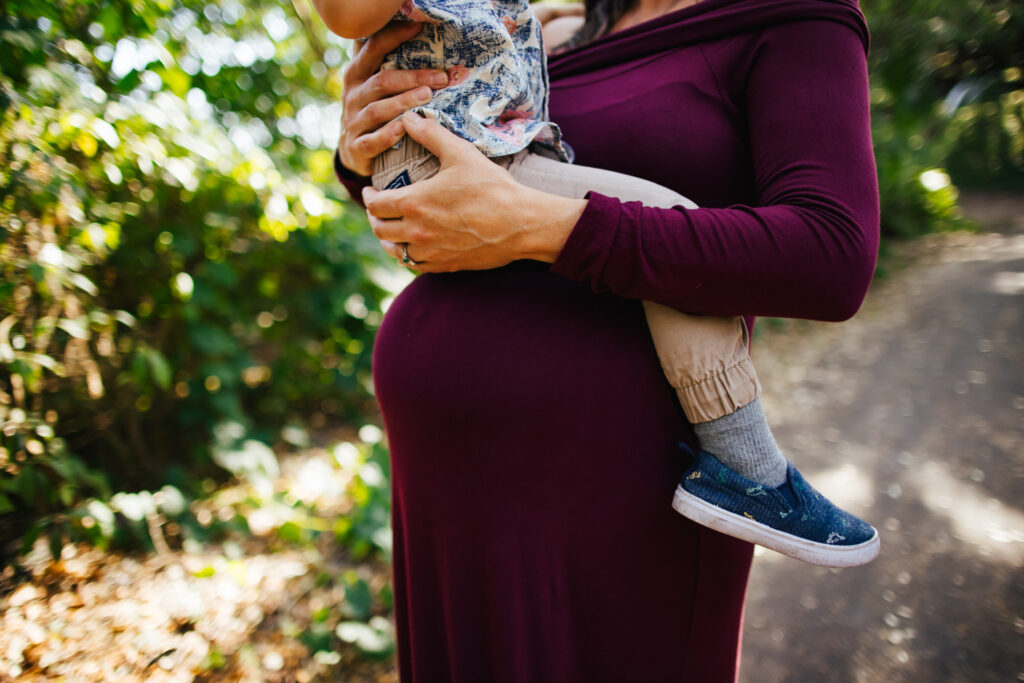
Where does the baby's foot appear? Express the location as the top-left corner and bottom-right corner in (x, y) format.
(672, 445), (880, 567)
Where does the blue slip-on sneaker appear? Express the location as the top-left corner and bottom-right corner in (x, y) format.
(672, 446), (880, 567)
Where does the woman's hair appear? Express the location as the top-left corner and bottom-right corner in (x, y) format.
(563, 0), (636, 49)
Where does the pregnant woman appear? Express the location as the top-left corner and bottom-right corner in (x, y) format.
(332, 0), (879, 680)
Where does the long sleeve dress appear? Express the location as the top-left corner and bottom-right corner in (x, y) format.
(339, 1), (878, 680)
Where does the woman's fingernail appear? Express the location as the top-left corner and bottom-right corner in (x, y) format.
(429, 71), (448, 87)
(416, 86), (432, 102)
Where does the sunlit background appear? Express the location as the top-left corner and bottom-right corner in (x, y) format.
(0, 0), (1021, 680)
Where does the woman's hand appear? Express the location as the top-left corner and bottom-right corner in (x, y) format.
(338, 22), (450, 177)
(363, 113), (587, 272)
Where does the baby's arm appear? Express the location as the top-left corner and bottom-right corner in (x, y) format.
(541, 14), (583, 52)
(311, 0), (406, 39)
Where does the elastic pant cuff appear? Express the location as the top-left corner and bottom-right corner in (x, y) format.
(677, 356), (762, 424)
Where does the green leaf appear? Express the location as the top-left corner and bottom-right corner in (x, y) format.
(57, 317), (90, 340)
(97, 6), (124, 45)
(144, 347), (172, 390)
(68, 274), (98, 296)
(48, 524), (64, 560)
(332, 517), (351, 539)
(299, 623), (334, 654)
(20, 524), (41, 556)
(200, 646), (227, 670)
(86, 500), (116, 538)
(111, 491), (155, 521)
(131, 350), (148, 387)
(336, 617), (395, 659)
(156, 485), (187, 516)
(0, 29), (41, 51)
(189, 324), (238, 355)
(113, 310), (137, 328)
(277, 520), (303, 544)
(16, 467), (37, 504)
(12, 351), (59, 372)
(0, 493), (14, 514)
(342, 578), (372, 621)
(157, 66), (191, 97)
(59, 484), (76, 507)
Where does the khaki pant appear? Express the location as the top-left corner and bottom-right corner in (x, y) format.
(373, 138), (761, 424)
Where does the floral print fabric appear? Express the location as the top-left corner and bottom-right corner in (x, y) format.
(381, 0), (562, 158)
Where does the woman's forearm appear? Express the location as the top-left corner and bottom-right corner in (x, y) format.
(550, 20), (880, 323)
(312, 0), (404, 39)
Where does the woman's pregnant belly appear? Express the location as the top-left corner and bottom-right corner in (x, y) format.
(372, 261), (692, 521)
(371, 262), (757, 680)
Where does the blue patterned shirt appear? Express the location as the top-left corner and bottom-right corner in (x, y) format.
(381, 0), (564, 158)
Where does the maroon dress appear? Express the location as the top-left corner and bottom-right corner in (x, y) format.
(342, 1), (878, 680)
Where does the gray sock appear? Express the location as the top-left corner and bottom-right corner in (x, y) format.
(692, 398), (788, 487)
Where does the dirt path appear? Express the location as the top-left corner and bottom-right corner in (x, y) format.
(740, 192), (1024, 683)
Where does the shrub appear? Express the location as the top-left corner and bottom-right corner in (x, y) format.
(0, 0), (396, 562)
(864, 0), (1024, 237)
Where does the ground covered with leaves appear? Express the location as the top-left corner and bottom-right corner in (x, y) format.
(0, 441), (397, 682)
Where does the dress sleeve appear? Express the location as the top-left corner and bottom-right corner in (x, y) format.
(334, 149), (372, 207)
(549, 20), (880, 323)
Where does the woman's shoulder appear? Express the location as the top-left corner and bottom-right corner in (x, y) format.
(716, 0), (869, 53)
(548, 0), (866, 81)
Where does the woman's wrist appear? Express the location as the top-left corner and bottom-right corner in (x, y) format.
(516, 187), (587, 264)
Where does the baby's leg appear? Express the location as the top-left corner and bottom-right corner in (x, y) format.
(506, 149), (698, 209)
(371, 135), (441, 190)
(509, 151), (787, 486)
(510, 153), (880, 565)
(642, 302), (786, 486)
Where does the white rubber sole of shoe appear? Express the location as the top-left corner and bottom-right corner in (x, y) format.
(672, 485), (881, 568)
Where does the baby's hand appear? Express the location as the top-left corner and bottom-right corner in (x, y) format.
(532, 2), (585, 52)
(531, 2), (584, 27)
(542, 14), (584, 52)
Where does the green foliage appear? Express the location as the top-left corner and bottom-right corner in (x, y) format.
(863, 0), (1024, 237)
(336, 616), (396, 659)
(1, 0), (1018, 579)
(0, 0), (399, 563)
(331, 434), (392, 560)
(190, 433), (396, 667)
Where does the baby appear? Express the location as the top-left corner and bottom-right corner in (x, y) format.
(314, 0), (880, 567)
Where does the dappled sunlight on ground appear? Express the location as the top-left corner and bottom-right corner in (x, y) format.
(2, 543), (313, 681)
(806, 462), (876, 512)
(911, 460), (1024, 564)
(742, 192), (1024, 682)
(0, 444), (396, 682)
